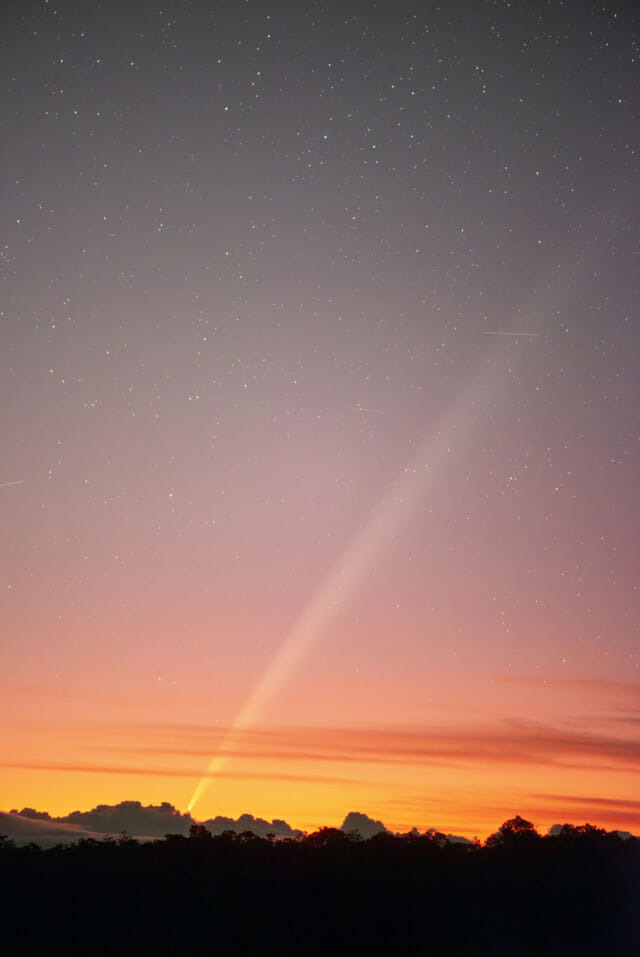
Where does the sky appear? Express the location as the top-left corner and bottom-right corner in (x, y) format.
(1, 0), (639, 840)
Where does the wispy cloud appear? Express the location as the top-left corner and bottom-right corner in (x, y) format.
(530, 794), (640, 829)
(13, 718), (638, 777)
(0, 759), (356, 786)
(532, 793), (640, 813)
(495, 675), (640, 699)
(186, 721), (640, 771)
(0, 811), (104, 847)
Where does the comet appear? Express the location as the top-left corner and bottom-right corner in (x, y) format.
(187, 353), (503, 814)
(187, 215), (595, 814)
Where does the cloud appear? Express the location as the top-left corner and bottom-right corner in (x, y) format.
(147, 720), (640, 772)
(496, 675), (640, 699)
(532, 794), (640, 812)
(2, 802), (302, 845)
(424, 828), (472, 844)
(0, 760), (357, 786)
(201, 813), (301, 838)
(341, 811), (388, 838)
(6, 717), (639, 783)
(530, 794), (640, 830)
(0, 811), (105, 847)
(339, 812), (472, 843)
(608, 708), (640, 727)
(57, 800), (193, 837)
(547, 823), (636, 839)
(12, 807), (52, 821)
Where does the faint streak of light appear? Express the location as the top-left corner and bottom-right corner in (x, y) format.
(355, 405), (386, 415)
(188, 356), (501, 813)
(0, 480), (24, 488)
(188, 218), (594, 814)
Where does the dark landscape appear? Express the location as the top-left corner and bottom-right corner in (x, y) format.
(1, 814), (638, 955)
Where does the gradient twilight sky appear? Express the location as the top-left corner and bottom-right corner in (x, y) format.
(1, 0), (639, 839)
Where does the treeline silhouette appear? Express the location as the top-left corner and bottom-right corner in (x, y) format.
(1, 816), (637, 955)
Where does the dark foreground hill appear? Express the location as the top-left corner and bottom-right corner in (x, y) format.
(1, 821), (638, 956)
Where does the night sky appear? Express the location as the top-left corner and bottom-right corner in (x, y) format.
(2, 0), (639, 837)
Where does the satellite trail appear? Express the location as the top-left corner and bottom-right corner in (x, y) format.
(0, 480), (24, 488)
(481, 331), (540, 337)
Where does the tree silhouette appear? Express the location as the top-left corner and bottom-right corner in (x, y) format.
(486, 815), (540, 847)
(303, 827), (348, 848)
(188, 823), (212, 841)
(0, 816), (638, 955)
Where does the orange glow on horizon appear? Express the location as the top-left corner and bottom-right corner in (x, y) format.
(2, 675), (639, 840)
